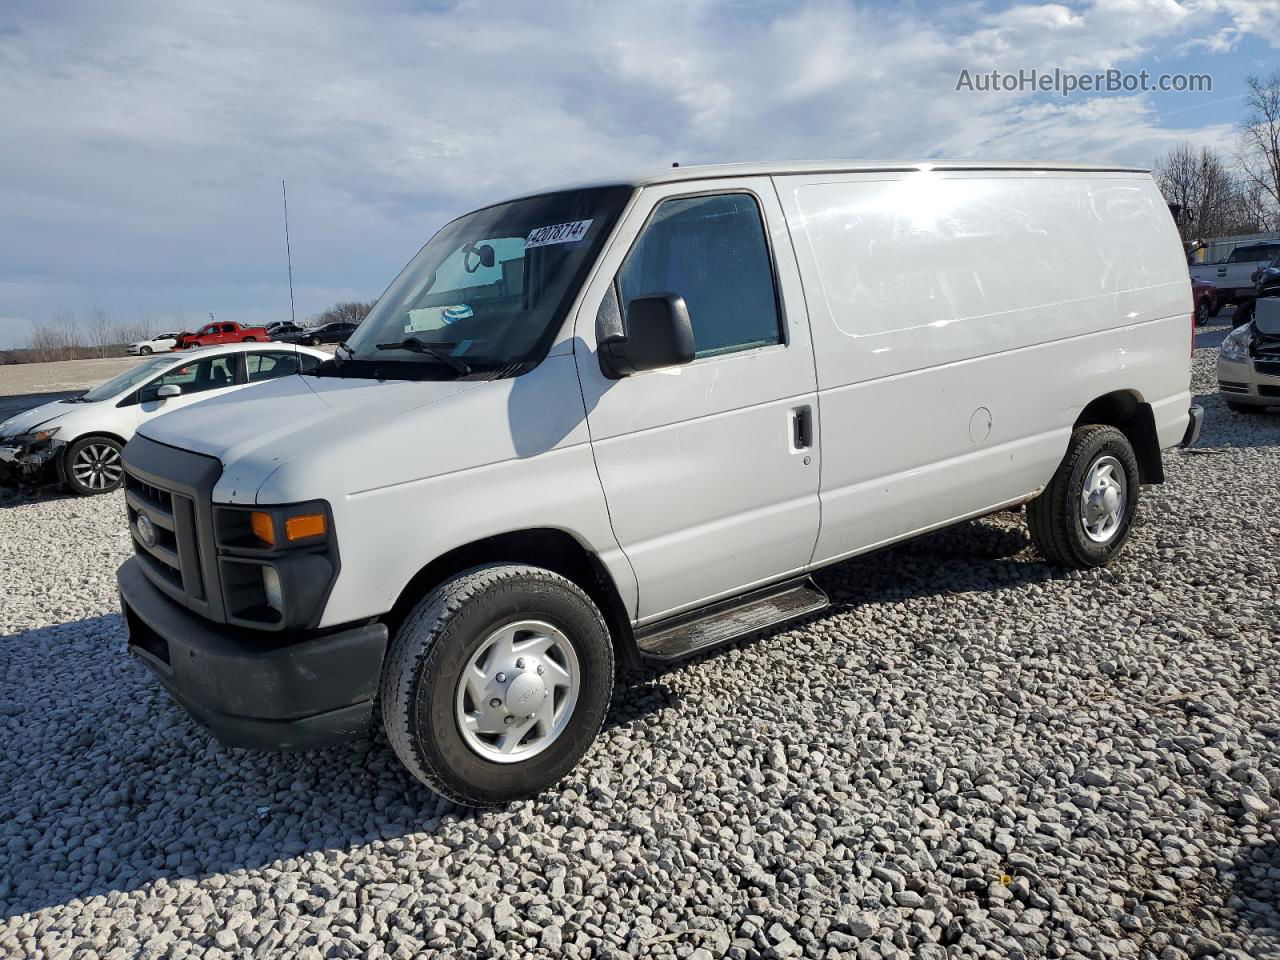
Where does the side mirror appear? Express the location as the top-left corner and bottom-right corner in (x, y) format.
(599, 293), (695, 378)
(156, 383), (182, 400)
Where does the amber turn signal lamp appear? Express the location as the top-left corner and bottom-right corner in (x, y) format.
(285, 513), (327, 541)
(250, 511), (276, 547)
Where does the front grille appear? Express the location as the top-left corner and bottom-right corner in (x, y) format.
(1254, 359), (1280, 378)
(1218, 380), (1250, 394)
(124, 471), (206, 601)
(1260, 384), (1280, 398)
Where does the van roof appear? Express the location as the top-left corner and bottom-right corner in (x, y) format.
(494, 159), (1150, 208)
(627, 159), (1149, 186)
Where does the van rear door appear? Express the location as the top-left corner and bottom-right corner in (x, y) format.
(576, 179), (820, 624)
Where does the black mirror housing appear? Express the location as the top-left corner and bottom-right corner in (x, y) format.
(599, 293), (695, 378)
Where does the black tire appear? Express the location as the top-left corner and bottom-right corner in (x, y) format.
(140, 345), (153, 355)
(1233, 299), (1255, 328)
(381, 563), (615, 807)
(63, 435), (125, 496)
(1026, 425), (1140, 569)
(1226, 400), (1266, 414)
(1195, 298), (1210, 326)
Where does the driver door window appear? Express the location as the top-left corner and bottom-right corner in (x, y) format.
(617, 193), (782, 358)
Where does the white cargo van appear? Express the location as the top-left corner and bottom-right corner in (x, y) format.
(117, 161), (1201, 806)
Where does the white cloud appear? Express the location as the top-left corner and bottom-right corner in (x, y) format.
(0, 0), (1271, 334)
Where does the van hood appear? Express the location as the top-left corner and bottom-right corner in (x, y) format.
(138, 373), (482, 466)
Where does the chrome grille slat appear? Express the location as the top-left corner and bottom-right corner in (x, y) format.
(124, 469), (204, 601)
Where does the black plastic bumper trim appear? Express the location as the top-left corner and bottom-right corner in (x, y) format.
(118, 556), (387, 751)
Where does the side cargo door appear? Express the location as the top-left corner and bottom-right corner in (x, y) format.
(575, 179), (821, 624)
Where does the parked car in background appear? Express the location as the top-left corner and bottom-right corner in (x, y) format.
(1192, 280), (1218, 326)
(276, 321), (358, 345)
(0, 343), (327, 495)
(127, 332), (182, 355)
(1219, 298), (1280, 412)
(176, 321), (271, 349)
(115, 160), (1199, 807)
(1222, 252), (1280, 328)
(265, 321), (305, 338)
(1190, 239), (1280, 310)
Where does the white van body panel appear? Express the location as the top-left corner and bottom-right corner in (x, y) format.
(774, 169), (1190, 565)
(130, 161), (1193, 637)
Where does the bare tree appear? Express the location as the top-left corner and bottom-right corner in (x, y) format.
(1153, 143), (1247, 241)
(28, 311), (80, 362)
(309, 300), (375, 328)
(83, 308), (115, 358)
(1237, 71), (1280, 223)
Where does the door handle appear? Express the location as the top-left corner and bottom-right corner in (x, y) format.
(792, 405), (813, 449)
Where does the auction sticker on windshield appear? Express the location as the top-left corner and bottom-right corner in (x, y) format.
(526, 219), (593, 248)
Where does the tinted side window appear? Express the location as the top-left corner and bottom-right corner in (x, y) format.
(246, 351), (301, 382)
(618, 193), (781, 358)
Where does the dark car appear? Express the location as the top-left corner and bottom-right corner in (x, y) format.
(1231, 254), (1280, 327)
(277, 322), (358, 346)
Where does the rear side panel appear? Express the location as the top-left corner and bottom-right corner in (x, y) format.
(774, 170), (1190, 566)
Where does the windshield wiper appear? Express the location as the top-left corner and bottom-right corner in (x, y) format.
(374, 337), (471, 376)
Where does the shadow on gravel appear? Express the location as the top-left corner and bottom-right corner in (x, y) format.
(0, 487), (74, 510)
(1228, 842), (1280, 941)
(816, 513), (1061, 608)
(0, 614), (678, 919)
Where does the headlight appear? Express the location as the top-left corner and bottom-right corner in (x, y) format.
(10, 427), (60, 446)
(1220, 327), (1250, 362)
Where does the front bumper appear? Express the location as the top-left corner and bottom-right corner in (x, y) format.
(118, 556), (388, 750)
(0, 438), (62, 487)
(1218, 356), (1280, 407)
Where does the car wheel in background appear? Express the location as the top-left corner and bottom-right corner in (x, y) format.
(308, 336), (320, 346)
(381, 563), (615, 807)
(64, 436), (125, 496)
(1027, 425), (1140, 569)
(140, 345), (153, 354)
(1195, 299), (1210, 326)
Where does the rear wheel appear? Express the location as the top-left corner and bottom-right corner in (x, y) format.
(1027, 425), (1140, 568)
(381, 563), (615, 807)
(1195, 298), (1210, 326)
(64, 436), (125, 495)
(243, 337), (256, 342)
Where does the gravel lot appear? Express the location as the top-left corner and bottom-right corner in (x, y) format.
(1, 320), (1277, 959)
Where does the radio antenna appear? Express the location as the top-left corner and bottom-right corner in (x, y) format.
(282, 179), (297, 325)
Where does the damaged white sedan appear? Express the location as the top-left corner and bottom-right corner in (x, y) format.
(0, 342), (326, 495)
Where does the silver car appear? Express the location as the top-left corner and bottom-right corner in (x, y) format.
(1219, 298), (1280, 412)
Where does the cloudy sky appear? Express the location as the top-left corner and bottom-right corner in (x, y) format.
(0, 0), (1276, 347)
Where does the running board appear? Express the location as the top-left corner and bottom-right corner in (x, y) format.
(635, 578), (830, 663)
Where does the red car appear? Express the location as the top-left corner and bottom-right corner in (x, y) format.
(1192, 279), (1218, 326)
(176, 321), (271, 348)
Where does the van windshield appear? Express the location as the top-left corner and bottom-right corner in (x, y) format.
(338, 185), (632, 378)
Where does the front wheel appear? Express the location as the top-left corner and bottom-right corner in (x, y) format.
(64, 436), (125, 495)
(381, 564), (615, 807)
(1195, 299), (1210, 326)
(140, 345), (153, 355)
(1027, 425), (1140, 568)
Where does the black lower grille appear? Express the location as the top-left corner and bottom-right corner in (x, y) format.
(1260, 384), (1280, 398)
(1254, 359), (1280, 378)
